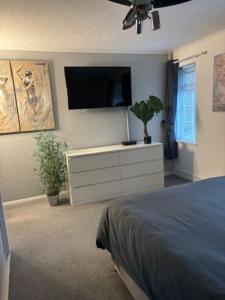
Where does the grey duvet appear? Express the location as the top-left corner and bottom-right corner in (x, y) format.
(96, 177), (225, 300)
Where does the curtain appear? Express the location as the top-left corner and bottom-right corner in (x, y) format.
(162, 60), (179, 160)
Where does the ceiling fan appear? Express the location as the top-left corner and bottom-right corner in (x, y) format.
(108, 0), (191, 34)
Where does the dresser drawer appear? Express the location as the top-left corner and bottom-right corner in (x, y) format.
(119, 145), (163, 165)
(121, 173), (164, 193)
(68, 152), (119, 173)
(71, 181), (121, 204)
(120, 160), (164, 179)
(70, 167), (121, 188)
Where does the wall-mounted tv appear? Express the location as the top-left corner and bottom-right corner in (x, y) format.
(64, 67), (132, 109)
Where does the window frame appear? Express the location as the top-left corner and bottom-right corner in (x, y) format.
(175, 62), (197, 145)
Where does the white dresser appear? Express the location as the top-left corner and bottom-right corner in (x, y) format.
(66, 143), (164, 206)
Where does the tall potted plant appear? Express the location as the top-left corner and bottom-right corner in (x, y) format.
(130, 95), (163, 144)
(34, 132), (68, 206)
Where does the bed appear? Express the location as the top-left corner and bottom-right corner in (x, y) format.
(96, 176), (225, 300)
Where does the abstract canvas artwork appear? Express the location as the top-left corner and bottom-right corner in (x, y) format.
(11, 61), (55, 132)
(213, 53), (225, 112)
(0, 60), (55, 134)
(0, 61), (20, 134)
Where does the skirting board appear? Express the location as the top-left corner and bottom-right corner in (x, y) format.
(3, 191), (69, 208)
(165, 169), (203, 182)
(3, 195), (46, 208)
(173, 170), (203, 182)
(164, 170), (174, 177)
(113, 260), (151, 300)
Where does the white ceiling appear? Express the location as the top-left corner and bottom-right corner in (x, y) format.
(0, 0), (225, 53)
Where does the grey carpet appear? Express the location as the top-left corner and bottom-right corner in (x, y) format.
(165, 175), (190, 187)
(5, 176), (190, 300)
(6, 199), (133, 300)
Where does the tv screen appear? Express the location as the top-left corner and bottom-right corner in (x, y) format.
(64, 67), (132, 109)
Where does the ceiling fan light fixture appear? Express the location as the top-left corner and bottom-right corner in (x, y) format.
(109, 0), (191, 34)
(136, 19), (143, 34)
(151, 10), (160, 31)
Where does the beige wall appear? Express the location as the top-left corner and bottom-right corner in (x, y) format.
(173, 30), (225, 180)
(0, 51), (167, 201)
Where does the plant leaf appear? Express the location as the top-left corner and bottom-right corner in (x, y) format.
(33, 131), (68, 196)
(147, 95), (164, 113)
(130, 101), (154, 124)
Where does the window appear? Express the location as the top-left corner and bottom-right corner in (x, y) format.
(175, 64), (196, 144)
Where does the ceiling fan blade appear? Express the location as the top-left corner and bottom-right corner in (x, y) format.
(108, 0), (132, 6)
(123, 8), (136, 30)
(132, 0), (151, 4)
(151, 0), (191, 8)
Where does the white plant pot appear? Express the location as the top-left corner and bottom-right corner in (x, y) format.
(47, 194), (59, 206)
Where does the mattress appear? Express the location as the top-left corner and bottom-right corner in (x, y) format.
(96, 177), (225, 300)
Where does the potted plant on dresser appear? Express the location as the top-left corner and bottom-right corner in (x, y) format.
(34, 132), (68, 206)
(130, 95), (164, 144)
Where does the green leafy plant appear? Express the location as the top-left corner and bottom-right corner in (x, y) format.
(130, 95), (164, 138)
(34, 132), (68, 196)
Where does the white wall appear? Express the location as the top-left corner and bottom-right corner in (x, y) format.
(0, 51), (167, 201)
(173, 30), (225, 180)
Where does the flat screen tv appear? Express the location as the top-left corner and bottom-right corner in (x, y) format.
(64, 67), (132, 109)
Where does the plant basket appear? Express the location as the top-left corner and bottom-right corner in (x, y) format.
(144, 136), (152, 144)
(47, 195), (59, 207)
